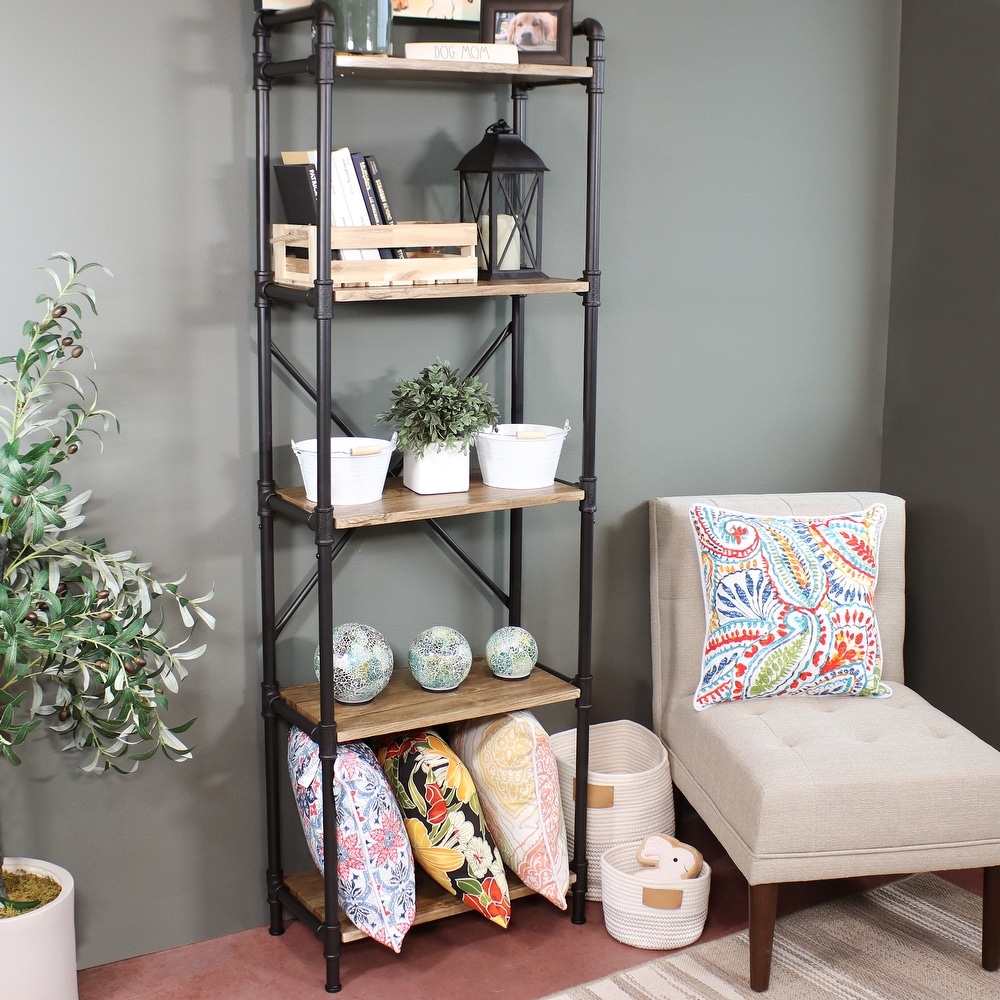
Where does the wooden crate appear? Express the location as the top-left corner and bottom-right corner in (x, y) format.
(271, 221), (478, 288)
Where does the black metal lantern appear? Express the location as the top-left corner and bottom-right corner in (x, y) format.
(456, 120), (548, 280)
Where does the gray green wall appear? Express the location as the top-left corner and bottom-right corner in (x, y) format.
(882, 0), (1000, 751)
(0, 0), (901, 970)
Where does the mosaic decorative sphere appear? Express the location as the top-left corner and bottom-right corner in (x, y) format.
(485, 626), (538, 680)
(408, 626), (473, 692)
(314, 623), (393, 704)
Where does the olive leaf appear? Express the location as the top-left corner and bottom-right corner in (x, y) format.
(0, 254), (214, 774)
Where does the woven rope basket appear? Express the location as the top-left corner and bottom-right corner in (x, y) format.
(600, 843), (711, 950)
(549, 720), (675, 900)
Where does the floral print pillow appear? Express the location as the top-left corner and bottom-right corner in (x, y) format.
(689, 503), (891, 710)
(452, 711), (570, 909)
(287, 728), (415, 952)
(379, 729), (511, 928)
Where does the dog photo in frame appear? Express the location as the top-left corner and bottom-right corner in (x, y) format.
(480, 0), (573, 65)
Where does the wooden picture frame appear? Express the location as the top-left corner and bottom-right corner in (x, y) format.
(480, 0), (572, 65)
(393, 1), (482, 23)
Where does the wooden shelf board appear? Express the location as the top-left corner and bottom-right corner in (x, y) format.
(286, 867), (538, 940)
(282, 658), (579, 742)
(335, 276), (588, 302)
(334, 53), (593, 87)
(276, 475), (585, 529)
(268, 276), (589, 301)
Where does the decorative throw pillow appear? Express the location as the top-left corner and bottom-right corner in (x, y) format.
(378, 728), (511, 928)
(688, 503), (891, 710)
(452, 711), (570, 910)
(287, 728), (415, 952)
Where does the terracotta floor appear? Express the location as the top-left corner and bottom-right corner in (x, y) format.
(77, 810), (983, 1000)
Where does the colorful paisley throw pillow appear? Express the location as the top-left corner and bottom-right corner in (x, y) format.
(688, 503), (891, 710)
(378, 729), (512, 928)
(452, 712), (570, 910)
(287, 729), (416, 952)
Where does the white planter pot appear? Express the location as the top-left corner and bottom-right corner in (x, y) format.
(1, 857), (78, 1000)
(402, 444), (470, 495)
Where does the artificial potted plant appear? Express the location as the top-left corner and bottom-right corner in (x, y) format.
(0, 255), (214, 999)
(377, 358), (501, 495)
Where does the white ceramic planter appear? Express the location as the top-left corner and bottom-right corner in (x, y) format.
(402, 443), (470, 495)
(1, 857), (78, 1000)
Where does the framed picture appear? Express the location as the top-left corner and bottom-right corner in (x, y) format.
(480, 0), (572, 65)
(393, 1), (482, 23)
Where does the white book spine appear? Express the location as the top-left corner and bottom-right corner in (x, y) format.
(327, 164), (364, 262)
(332, 148), (380, 261)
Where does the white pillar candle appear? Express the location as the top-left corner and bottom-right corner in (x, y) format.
(478, 213), (521, 271)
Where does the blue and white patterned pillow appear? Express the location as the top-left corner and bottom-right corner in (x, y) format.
(688, 504), (891, 710)
(287, 728), (415, 952)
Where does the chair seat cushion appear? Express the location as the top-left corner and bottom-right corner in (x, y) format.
(664, 684), (1000, 876)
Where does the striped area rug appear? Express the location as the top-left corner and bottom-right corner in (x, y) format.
(543, 874), (995, 1000)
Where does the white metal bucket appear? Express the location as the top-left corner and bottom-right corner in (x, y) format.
(475, 422), (570, 489)
(291, 436), (395, 505)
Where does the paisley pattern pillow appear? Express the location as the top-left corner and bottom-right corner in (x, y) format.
(689, 504), (891, 710)
(378, 729), (511, 928)
(452, 712), (569, 909)
(287, 729), (415, 952)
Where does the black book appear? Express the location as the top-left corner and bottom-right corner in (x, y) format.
(363, 154), (407, 259)
(274, 162), (319, 225)
(352, 152), (394, 260)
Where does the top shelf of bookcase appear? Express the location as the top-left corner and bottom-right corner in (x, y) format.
(333, 53), (593, 86)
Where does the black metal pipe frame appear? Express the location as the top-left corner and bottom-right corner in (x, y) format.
(569, 16), (604, 923)
(271, 343), (356, 438)
(425, 519), (511, 606)
(253, 6), (604, 988)
(253, 9), (286, 943)
(308, 10), (344, 994)
(274, 530), (355, 638)
(255, 3), (344, 994)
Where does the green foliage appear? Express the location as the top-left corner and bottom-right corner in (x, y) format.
(0, 253), (214, 774)
(376, 358), (501, 457)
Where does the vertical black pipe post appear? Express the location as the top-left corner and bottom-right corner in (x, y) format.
(253, 13), (285, 939)
(507, 86), (530, 626)
(570, 18), (604, 924)
(307, 5), (342, 993)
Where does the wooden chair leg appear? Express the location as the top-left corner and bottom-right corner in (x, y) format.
(984, 866), (1000, 971)
(748, 882), (779, 992)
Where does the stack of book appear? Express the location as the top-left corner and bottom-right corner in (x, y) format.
(273, 148), (406, 260)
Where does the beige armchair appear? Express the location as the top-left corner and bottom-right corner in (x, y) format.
(649, 492), (1000, 990)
